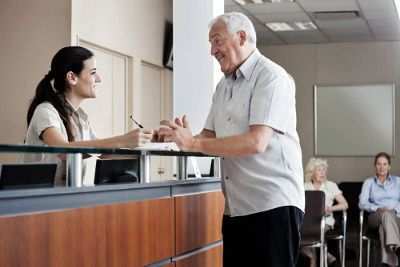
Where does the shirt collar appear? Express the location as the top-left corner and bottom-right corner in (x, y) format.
(226, 49), (261, 81)
(374, 175), (393, 185)
(238, 49), (261, 81)
(62, 96), (89, 121)
(309, 180), (327, 190)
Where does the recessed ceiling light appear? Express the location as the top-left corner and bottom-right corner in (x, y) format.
(266, 21), (317, 31)
(266, 22), (294, 31)
(234, 0), (247, 5)
(295, 22), (317, 30)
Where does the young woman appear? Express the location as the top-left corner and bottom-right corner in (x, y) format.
(303, 157), (348, 267)
(24, 46), (153, 184)
(359, 152), (400, 267)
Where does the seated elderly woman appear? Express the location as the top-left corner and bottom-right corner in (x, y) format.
(359, 152), (400, 267)
(302, 157), (348, 267)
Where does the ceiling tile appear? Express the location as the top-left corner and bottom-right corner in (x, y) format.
(224, 0), (400, 44)
(253, 11), (311, 23)
(277, 30), (327, 44)
(241, 2), (302, 14)
(257, 30), (285, 45)
(296, 0), (359, 12)
(358, 0), (397, 19)
(317, 18), (373, 41)
(225, 0), (237, 5)
(225, 4), (246, 13)
(368, 19), (400, 40)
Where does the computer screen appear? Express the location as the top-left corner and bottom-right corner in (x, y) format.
(94, 158), (140, 185)
(0, 163), (57, 190)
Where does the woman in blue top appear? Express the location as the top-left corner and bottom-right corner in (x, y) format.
(359, 152), (400, 267)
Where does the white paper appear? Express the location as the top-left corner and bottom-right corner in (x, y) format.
(133, 142), (180, 151)
(190, 157), (202, 178)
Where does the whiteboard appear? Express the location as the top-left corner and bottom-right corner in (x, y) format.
(314, 84), (395, 156)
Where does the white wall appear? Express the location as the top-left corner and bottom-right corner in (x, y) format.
(260, 41), (400, 182)
(71, 0), (172, 67)
(173, 0), (223, 175)
(71, 0), (173, 124)
(173, 0), (223, 133)
(0, 0), (71, 147)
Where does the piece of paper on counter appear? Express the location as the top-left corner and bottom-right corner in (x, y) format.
(133, 142), (180, 151)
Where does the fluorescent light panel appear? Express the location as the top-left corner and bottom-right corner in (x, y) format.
(266, 21), (317, 31)
(266, 22), (294, 31)
(295, 22), (317, 30)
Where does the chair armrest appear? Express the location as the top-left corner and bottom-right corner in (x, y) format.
(359, 210), (364, 267)
(342, 210), (347, 238)
(360, 210), (364, 234)
(321, 216), (326, 245)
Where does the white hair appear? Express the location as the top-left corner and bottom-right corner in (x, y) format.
(305, 157), (328, 182)
(209, 12), (257, 47)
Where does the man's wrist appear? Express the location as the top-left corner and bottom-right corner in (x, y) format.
(190, 137), (201, 152)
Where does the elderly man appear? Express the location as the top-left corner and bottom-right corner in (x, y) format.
(160, 12), (304, 266)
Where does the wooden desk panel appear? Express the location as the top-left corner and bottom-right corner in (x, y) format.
(0, 198), (174, 267)
(174, 191), (224, 255)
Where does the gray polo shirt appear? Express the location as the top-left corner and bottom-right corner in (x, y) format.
(204, 49), (305, 216)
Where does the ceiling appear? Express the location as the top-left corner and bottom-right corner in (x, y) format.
(224, 0), (400, 45)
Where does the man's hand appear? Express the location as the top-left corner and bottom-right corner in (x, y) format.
(159, 115), (196, 151)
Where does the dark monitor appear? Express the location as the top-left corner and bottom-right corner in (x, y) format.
(0, 163), (56, 190)
(94, 159), (140, 185)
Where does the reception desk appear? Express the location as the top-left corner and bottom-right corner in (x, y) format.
(0, 145), (224, 267)
(0, 179), (224, 267)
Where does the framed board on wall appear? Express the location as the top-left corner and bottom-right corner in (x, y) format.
(314, 83), (395, 156)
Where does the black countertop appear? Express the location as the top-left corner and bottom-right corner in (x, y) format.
(0, 143), (212, 157)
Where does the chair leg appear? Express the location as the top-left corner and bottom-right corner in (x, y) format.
(341, 239), (346, 267)
(325, 244), (328, 267)
(338, 240), (343, 267)
(366, 239), (371, 267)
(359, 237), (363, 267)
(320, 245), (324, 267)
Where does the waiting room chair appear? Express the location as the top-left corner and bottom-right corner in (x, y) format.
(301, 190), (327, 267)
(339, 182), (363, 267)
(326, 209), (347, 267)
(359, 210), (380, 267)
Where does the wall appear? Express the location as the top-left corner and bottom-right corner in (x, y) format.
(173, 0), (224, 174)
(260, 41), (400, 182)
(173, 0), (223, 133)
(71, 0), (173, 125)
(0, 0), (71, 148)
(0, 0), (172, 147)
(71, 0), (172, 67)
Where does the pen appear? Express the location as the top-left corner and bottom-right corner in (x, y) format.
(129, 115), (144, 129)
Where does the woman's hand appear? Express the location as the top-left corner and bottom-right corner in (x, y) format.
(120, 128), (153, 148)
(325, 206), (333, 214)
(377, 207), (393, 214)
